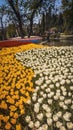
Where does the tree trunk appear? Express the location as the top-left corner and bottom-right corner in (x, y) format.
(28, 0), (43, 37)
(7, 0), (25, 38)
(29, 17), (33, 37)
(0, 18), (5, 40)
(42, 13), (45, 34)
(18, 17), (24, 38)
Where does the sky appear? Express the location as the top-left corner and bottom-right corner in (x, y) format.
(0, 0), (6, 6)
(0, 0), (62, 6)
(56, 0), (62, 6)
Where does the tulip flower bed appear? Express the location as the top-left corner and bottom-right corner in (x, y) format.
(0, 44), (44, 130)
(0, 44), (73, 130)
(0, 43), (43, 55)
(16, 46), (73, 130)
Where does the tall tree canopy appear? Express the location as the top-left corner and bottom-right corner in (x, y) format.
(6, 0), (56, 37)
(6, 0), (25, 38)
(62, 0), (73, 32)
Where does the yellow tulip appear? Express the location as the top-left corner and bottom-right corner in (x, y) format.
(5, 122), (11, 130)
(10, 111), (14, 117)
(10, 118), (16, 124)
(3, 116), (9, 122)
(13, 113), (18, 119)
(20, 109), (25, 114)
(16, 124), (21, 130)
(9, 105), (17, 111)
(0, 101), (7, 109)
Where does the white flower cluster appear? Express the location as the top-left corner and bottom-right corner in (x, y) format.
(15, 46), (73, 130)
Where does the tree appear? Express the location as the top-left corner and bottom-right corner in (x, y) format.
(6, 6), (20, 37)
(13, 0), (56, 37)
(6, 0), (25, 38)
(40, 0), (56, 34)
(6, 0), (43, 37)
(5, 0), (56, 38)
(0, 5), (7, 40)
(6, 24), (16, 38)
(62, 0), (73, 33)
(57, 13), (63, 32)
(22, 0), (43, 37)
(41, 12), (45, 34)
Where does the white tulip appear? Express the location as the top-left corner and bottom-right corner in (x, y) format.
(49, 84), (54, 88)
(34, 103), (40, 113)
(63, 112), (71, 121)
(56, 121), (62, 128)
(59, 102), (64, 107)
(33, 93), (37, 96)
(28, 121), (34, 128)
(38, 98), (43, 104)
(27, 100), (31, 104)
(63, 105), (68, 110)
(32, 96), (37, 102)
(46, 113), (52, 118)
(59, 96), (65, 101)
(47, 99), (52, 104)
(56, 82), (60, 87)
(40, 91), (44, 96)
(35, 86), (40, 91)
(43, 84), (47, 88)
(54, 95), (59, 100)
(37, 113), (43, 121)
(70, 86), (73, 90)
(41, 85), (45, 90)
(62, 91), (67, 96)
(57, 111), (62, 118)
(47, 118), (52, 126)
(45, 76), (48, 80)
(66, 79), (70, 84)
(40, 73), (43, 77)
(53, 113), (59, 122)
(48, 94), (52, 98)
(42, 124), (48, 130)
(46, 88), (51, 93)
(25, 116), (31, 123)
(68, 92), (72, 96)
(42, 104), (51, 112)
(71, 79), (73, 83)
(43, 94), (47, 98)
(55, 77), (58, 82)
(37, 127), (42, 130)
(61, 86), (65, 91)
(34, 121), (40, 128)
(60, 126), (66, 130)
(56, 89), (60, 93)
(46, 80), (51, 84)
(64, 99), (71, 105)
(71, 105), (73, 109)
(50, 91), (54, 96)
(67, 122), (73, 129)
(56, 92), (61, 97)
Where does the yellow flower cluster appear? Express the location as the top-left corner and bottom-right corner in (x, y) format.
(0, 43), (44, 55)
(0, 43), (45, 129)
(0, 55), (34, 129)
